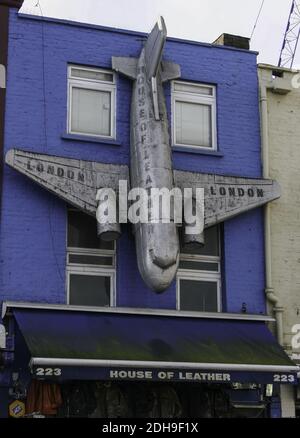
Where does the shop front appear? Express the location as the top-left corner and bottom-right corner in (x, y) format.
(0, 302), (298, 418)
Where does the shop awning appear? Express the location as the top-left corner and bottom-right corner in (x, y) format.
(3, 303), (298, 385)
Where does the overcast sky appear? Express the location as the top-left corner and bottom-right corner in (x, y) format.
(19, 0), (299, 68)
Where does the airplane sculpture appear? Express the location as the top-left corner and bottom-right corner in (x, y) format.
(5, 17), (280, 293)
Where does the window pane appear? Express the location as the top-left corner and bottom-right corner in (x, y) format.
(71, 87), (111, 136)
(71, 68), (114, 83)
(181, 226), (219, 257)
(68, 254), (113, 266)
(68, 210), (114, 250)
(174, 82), (213, 96)
(175, 101), (212, 148)
(69, 274), (111, 307)
(179, 261), (219, 271)
(179, 279), (218, 312)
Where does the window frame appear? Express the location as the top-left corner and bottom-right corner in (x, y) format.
(66, 208), (116, 308)
(67, 251), (115, 269)
(176, 270), (222, 313)
(171, 80), (217, 151)
(177, 228), (222, 313)
(67, 65), (116, 140)
(66, 266), (116, 308)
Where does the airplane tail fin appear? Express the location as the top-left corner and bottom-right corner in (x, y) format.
(111, 17), (167, 82)
(112, 17), (181, 83)
(144, 16), (167, 80)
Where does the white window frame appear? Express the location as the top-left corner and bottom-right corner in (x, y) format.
(66, 209), (116, 308)
(66, 266), (116, 307)
(171, 80), (217, 151)
(67, 65), (116, 140)
(177, 234), (222, 312)
(67, 249), (115, 269)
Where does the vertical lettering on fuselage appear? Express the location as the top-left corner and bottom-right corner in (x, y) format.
(136, 63), (153, 216)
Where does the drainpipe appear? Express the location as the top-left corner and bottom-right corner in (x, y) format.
(259, 81), (284, 345)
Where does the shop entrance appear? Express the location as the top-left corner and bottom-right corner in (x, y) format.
(24, 380), (269, 418)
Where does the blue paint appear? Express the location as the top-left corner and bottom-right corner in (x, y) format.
(0, 11), (265, 314)
(270, 396), (282, 418)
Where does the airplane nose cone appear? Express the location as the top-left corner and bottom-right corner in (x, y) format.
(138, 258), (179, 293)
(135, 223), (180, 293)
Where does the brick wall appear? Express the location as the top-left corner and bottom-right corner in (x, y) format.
(259, 66), (300, 349)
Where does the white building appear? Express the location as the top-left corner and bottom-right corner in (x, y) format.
(258, 64), (300, 418)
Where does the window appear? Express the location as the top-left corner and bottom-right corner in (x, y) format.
(177, 226), (221, 312)
(67, 209), (116, 307)
(172, 81), (217, 150)
(68, 65), (116, 139)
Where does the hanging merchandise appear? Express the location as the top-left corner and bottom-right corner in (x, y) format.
(89, 383), (108, 418)
(59, 382), (97, 418)
(26, 380), (62, 416)
(155, 385), (182, 418)
(131, 384), (158, 418)
(209, 387), (231, 418)
(105, 383), (129, 418)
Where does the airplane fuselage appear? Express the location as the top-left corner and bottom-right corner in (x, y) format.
(130, 50), (179, 292)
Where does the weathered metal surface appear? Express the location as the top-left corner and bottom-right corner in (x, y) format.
(111, 57), (138, 80)
(5, 149), (129, 216)
(130, 54), (180, 291)
(96, 195), (122, 241)
(144, 16), (167, 81)
(174, 170), (281, 228)
(113, 19), (181, 292)
(160, 61), (181, 83)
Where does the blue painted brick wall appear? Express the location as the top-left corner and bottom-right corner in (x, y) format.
(0, 11), (265, 314)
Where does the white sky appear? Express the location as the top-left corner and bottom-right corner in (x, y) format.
(19, 0), (299, 68)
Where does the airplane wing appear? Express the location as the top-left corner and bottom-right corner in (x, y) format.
(173, 169), (281, 228)
(111, 57), (138, 80)
(5, 149), (129, 216)
(160, 61), (181, 83)
(6, 150), (280, 227)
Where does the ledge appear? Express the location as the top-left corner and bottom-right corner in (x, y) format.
(61, 133), (122, 146)
(2, 301), (275, 322)
(172, 146), (224, 157)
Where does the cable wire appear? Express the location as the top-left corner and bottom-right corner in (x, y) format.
(250, 0), (266, 40)
(35, 0), (64, 282)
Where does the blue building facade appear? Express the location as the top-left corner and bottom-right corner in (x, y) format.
(0, 9), (296, 418)
(1, 11), (265, 311)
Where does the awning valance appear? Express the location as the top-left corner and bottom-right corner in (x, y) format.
(4, 304), (298, 385)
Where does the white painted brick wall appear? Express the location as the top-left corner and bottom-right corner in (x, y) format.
(260, 67), (300, 354)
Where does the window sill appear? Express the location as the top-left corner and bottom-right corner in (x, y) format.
(172, 146), (223, 157)
(62, 133), (122, 146)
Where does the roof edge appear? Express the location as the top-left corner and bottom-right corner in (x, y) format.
(17, 12), (258, 55)
(258, 63), (300, 73)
